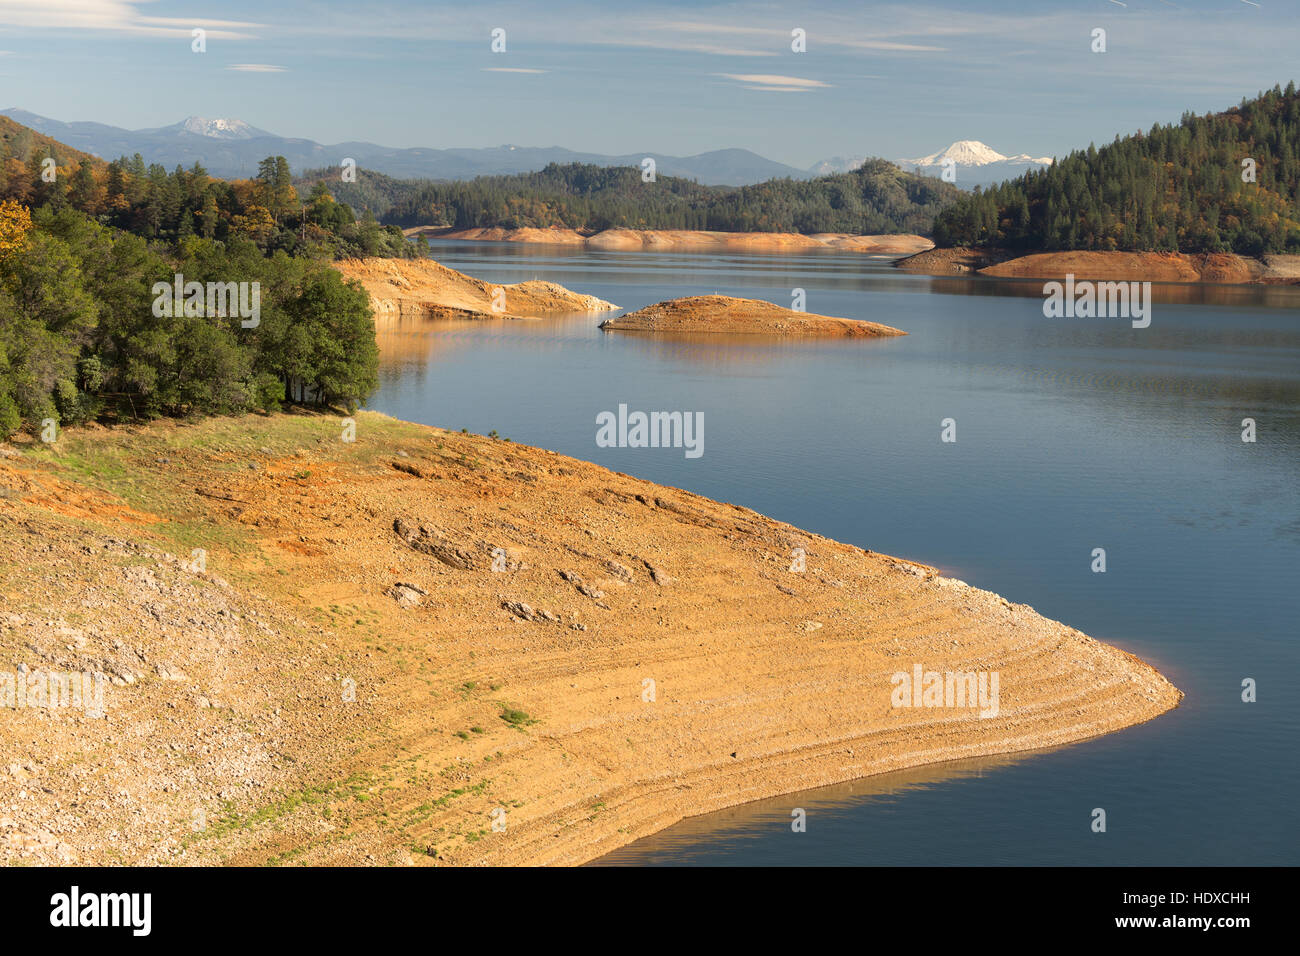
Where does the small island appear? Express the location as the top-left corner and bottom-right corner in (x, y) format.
(598, 295), (907, 337)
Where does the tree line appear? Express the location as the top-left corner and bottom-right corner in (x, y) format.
(316, 159), (964, 236)
(0, 143), (389, 439)
(0, 139), (417, 260)
(932, 84), (1300, 255)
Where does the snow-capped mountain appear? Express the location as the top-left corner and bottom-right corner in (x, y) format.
(164, 117), (270, 140)
(896, 140), (1053, 189)
(806, 140), (1053, 188)
(1004, 152), (1054, 165)
(901, 140), (1013, 168)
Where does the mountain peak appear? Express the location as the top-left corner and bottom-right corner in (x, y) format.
(1004, 152), (1055, 165)
(906, 140), (1008, 167)
(176, 116), (262, 139)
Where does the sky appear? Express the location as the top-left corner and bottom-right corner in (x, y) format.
(0, 0), (1296, 168)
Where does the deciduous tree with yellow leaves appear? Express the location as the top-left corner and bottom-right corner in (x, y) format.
(0, 198), (32, 260)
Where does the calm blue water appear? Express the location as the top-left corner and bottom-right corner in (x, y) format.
(372, 241), (1300, 865)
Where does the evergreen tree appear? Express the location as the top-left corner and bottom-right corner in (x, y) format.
(932, 85), (1300, 255)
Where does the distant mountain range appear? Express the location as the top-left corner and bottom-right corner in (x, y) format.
(812, 140), (1053, 190)
(2, 110), (1052, 191)
(0, 109), (810, 186)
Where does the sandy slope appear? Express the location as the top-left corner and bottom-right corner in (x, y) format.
(599, 295), (907, 337)
(333, 257), (618, 323)
(408, 226), (934, 255)
(0, 412), (1180, 866)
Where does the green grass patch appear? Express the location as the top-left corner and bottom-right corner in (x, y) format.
(498, 704), (537, 728)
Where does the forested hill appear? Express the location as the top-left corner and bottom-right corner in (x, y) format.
(1, 115), (104, 172)
(1, 116), (403, 440)
(303, 159), (965, 236)
(932, 84), (1300, 255)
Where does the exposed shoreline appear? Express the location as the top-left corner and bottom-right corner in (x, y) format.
(896, 246), (1300, 284)
(334, 256), (618, 323)
(404, 225), (935, 256)
(599, 294), (907, 337)
(1, 411), (1180, 866)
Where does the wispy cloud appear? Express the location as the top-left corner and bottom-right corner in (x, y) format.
(714, 73), (831, 92)
(227, 63), (286, 73)
(668, 20), (946, 53)
(0, 0), (260, 39)
(661, 43), (777, 57)
(243, 3), (952, 56)
(482, 67), (547, 74)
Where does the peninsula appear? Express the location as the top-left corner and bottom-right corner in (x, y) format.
(0, 412), (1180, 866)
(333, 257), (618, 323)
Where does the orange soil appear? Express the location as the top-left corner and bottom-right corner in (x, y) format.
(1, 412), (1179, 865)
(409, 226), (934, 255)
(333, 257), (618, 323)
(898, 247), (1300, 285)
(599, 295), (907, 337)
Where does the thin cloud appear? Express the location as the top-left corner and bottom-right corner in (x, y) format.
(0, 1), (260, 39)
(715, 73), (831, 92)
(254, 5), (944, 55)
(668, 43), (776, 57)
(227, 63), (287, 73)
(661, 18), (946, 53)
(826, 38), (948, 52)
(482, 67), (548, 74)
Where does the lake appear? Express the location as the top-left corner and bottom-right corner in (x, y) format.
(371, 241), (1300, 865)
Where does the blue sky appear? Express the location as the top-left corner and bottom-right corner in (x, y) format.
(0, 0), (1295, 167)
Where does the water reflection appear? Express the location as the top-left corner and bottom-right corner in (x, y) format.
(591, 751), (1036, 866)
(369, 243), (1300, 866)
